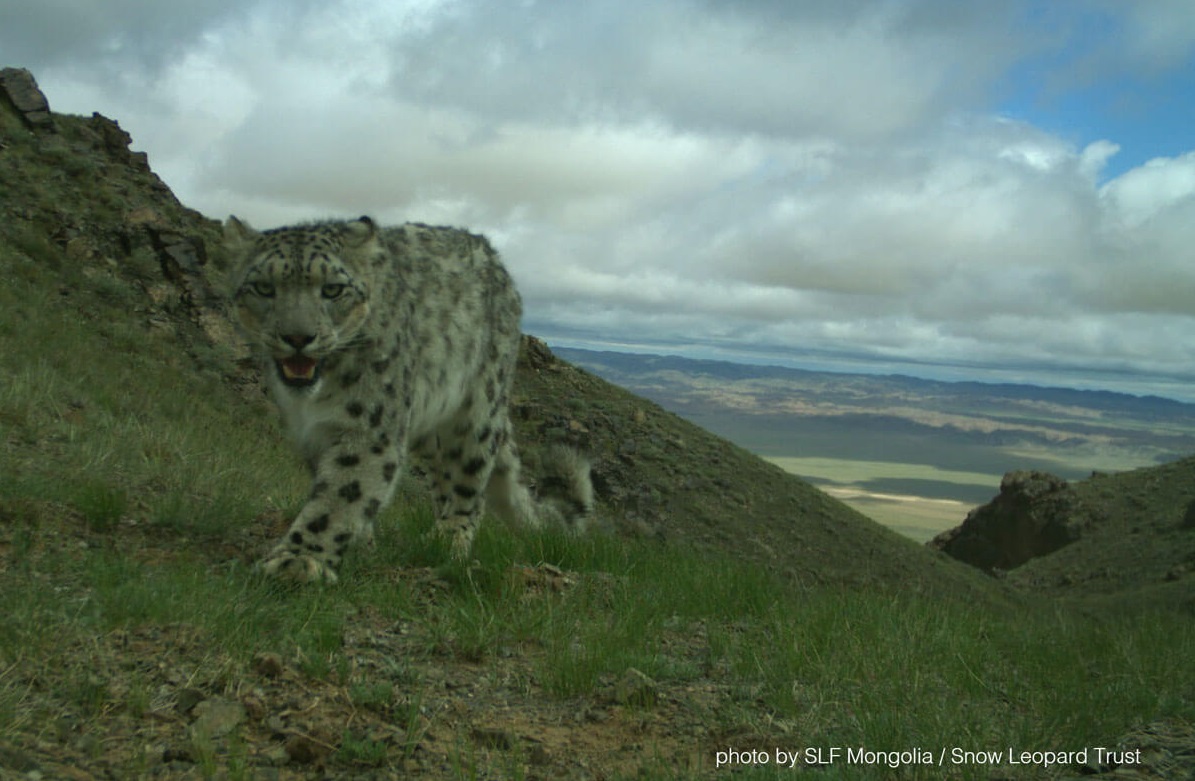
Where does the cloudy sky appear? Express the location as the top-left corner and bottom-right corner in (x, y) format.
(5, 1), (1195, 399)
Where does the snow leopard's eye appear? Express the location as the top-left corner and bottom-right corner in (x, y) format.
(250, 281), (275, 298)
(321, 283), (347, 300)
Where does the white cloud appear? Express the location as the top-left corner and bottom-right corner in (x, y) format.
(1100, 151), (1195, 228)
(377, 0), (1032, 140)
(1078, 140), (1120, 180)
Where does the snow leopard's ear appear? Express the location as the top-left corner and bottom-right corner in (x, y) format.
(342, 216), (377, 249)
(223, 216), (259, 254)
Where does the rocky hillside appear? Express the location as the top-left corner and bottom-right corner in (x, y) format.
(0, 68), (999, 604)
(932, 459), (1195, 612)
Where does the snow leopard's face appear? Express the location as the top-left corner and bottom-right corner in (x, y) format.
(226, 216), (376, 389)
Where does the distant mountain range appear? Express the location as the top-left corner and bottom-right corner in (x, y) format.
(554, 346), (1195, 539)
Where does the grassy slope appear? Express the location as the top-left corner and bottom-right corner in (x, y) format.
(0, 96), (1192, 779)
(1004, 456), (1195, 614)
(510, 340), (1004, 603)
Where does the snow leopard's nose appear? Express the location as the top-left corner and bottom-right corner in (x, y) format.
(282, 333), (315, 351)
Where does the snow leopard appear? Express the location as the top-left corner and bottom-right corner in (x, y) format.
(224, 216), (593, 582)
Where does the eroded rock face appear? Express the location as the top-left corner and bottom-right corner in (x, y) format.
(0, 67), (53, 130)
(930, 471), (1096, 572)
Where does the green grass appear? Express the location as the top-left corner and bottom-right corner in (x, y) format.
(6, 477), (1190, 778)
(337, 729), (389, 767)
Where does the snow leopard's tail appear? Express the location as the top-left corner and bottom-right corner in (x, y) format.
(532, 445), (594, 532)
(486, 442), (594, 533)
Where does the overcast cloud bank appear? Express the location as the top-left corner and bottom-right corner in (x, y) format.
(4, 0), (1195, 397)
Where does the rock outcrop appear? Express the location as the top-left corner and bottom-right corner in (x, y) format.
(929, 470), (1098, 572)
(0, 67), (53, 130)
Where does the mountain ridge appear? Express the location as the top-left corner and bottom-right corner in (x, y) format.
(554, 346), (1195, 485)
(553, 346), (1195, 419)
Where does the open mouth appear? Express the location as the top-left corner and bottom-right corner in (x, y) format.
(276, 355), (321, 388)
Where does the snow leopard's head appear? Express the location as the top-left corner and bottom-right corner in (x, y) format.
(226, 216), (378, 389)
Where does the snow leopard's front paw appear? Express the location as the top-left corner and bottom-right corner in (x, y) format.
(434, 514), (480, 560)
(259, 549), (339, 584)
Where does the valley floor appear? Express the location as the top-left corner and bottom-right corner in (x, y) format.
(765, 456), (996, 542)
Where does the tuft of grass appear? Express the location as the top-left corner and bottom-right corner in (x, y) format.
(71, 481), (128, 532)
(397, 688), (430, 761)
(349, 681), (395, 713)
(149, 489), (258, 539)
(336, 730), (389, 768)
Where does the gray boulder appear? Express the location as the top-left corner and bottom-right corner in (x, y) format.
(0, 67), (53, 130)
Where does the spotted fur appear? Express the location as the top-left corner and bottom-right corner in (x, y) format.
(225, 216), (593, 582)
